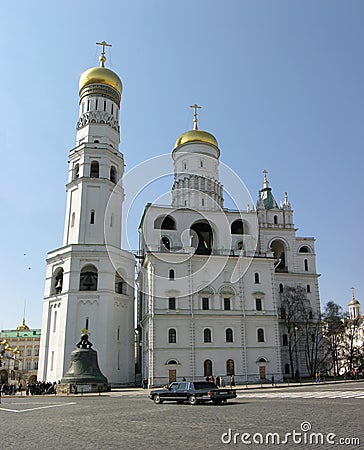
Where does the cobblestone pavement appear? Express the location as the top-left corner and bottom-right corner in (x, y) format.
(1, 382), (363, 450)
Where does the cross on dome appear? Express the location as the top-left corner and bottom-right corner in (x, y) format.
(96, 40), (112, 67)
(189, 103), (202, 130)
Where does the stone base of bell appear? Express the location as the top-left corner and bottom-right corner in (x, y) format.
(58, 382), (110, 394)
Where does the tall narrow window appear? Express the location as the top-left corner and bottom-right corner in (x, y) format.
(254, 273), (260, 284)
(307, 284), (311, 293)
(73, 164), (79, 180)
(282, 334), (288, 346)
(51, 351), (54, 371)
(53, 311), (57, 333)
(104, 100), (107, 111)
(202, 198), (205, 206)
(203, 328), (212, 343)
(226, 359), (235, 376)
(168, 297), (176, 310)
(161, 237), (170, 251)
(304, 259), (309, 271)
(115, 271), (127, 295)
(85, 318), (89, 330)
(274, 215), (278, 225)
(202, 297), (209, 310)
(255, 298), (262, 311)
(169, 269), (175, 280)
(224, 298), (231, 310)
(110, 166), (117, 183)
(257, 328), (265, 342)
(90, 161), (99, 178)
(279, 283), (284, 293)
(82, 102), (85, 113)
(95, 99), (98, 110)
(110, 213), (114, 227)
(87, 100), (90, 111)
(111, 104), (114, 115)
(200, 160), (204, 167)
(117, 327), (120, 341)
(204, 359), (212, 377)
(71, 212), (75, 228)
(226, 328), (233, 343)
(90, 210), (95, 224)
(168, 328), (177, 343)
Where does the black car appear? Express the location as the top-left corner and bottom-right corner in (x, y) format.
(149, 381), (237, 405)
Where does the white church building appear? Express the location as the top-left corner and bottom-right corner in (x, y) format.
(38, 45), (321, 387)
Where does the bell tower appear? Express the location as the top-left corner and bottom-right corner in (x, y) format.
(38, 43), (135, 386)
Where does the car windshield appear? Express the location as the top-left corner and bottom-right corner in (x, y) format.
(193, 382), (218, 390)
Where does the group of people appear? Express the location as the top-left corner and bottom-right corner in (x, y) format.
(0, 381), (58, 396)
(206, 375), (236, 388)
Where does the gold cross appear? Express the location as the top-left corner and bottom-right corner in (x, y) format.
(96, 41), (112, 67)
(190, 103), (201, 130)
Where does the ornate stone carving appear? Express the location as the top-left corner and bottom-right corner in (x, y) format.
(77, 111), (119, 132)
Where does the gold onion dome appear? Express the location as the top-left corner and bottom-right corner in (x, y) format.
(16, 318), (30, 331)
(174, 129), (218, 149)
(79, 54), (122, 94)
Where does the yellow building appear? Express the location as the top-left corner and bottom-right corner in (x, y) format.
(0, 319), (41, 385)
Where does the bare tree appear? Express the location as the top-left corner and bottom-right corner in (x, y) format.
(322, 301), (345, 376)
(281, 286), (324, 378)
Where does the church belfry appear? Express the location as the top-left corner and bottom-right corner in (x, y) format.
(38, 43), (135, 386)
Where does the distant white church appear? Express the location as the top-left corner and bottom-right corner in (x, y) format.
(38, 45), (321, 386)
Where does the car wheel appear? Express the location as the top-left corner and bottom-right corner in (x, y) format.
(188, 395), (198, 405)
(153, 394), (163, 404)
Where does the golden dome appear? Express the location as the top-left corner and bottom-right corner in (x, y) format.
(16, 318), (30, 331)
(174, 129), (219, 149)
(79, 66), (122, 94)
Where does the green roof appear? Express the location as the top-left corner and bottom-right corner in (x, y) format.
(0, 329), (41, 338)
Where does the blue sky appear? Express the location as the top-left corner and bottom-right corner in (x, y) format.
(1, 0), (363, 329)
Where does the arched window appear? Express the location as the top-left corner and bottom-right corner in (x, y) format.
(226, 359), (235, 376)
(271, 239), (287, 272)
(115, 271), (127, 295)
(255, 298), (262, 311)
(226, 328), (233, 343)
(284, 363), (290, 374)
(274, 215), (278, 225)
(169, 269), (175, 280)
(299, 246), (311, 253)
(203, 328), (212, 343)
(257, 328), (265, 342)
(204, 359), (212, 377)
(231, 220), (244, 234)
(53, 268), (64, 295)
(90, 210), (95, 224)
(307, 284), (311, 293)
(90, 161), (99, 178)
(161, 237), (170, 251)
(282, 334), (288, 346)
(168, 328), (177, 344)
(304, 259), (309, 271)
(79, 265), (98, 291)
(190, 221), (213, 255)
(254, 273), (260, 284)
(279, 283), (284, 293)
(110, 166), (117, 183)
(73, 163), (79, 180)
(154, 215), (176, 230)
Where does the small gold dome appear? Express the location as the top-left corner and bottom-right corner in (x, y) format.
(174, 129), (219, 149)
(79, 66), (122, 94)
(16, 318), (30, 331)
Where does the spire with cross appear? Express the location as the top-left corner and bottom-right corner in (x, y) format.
(263, 169), (269, 189)
(96, 40), (112, 67)
(190, 103), (201, 130)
